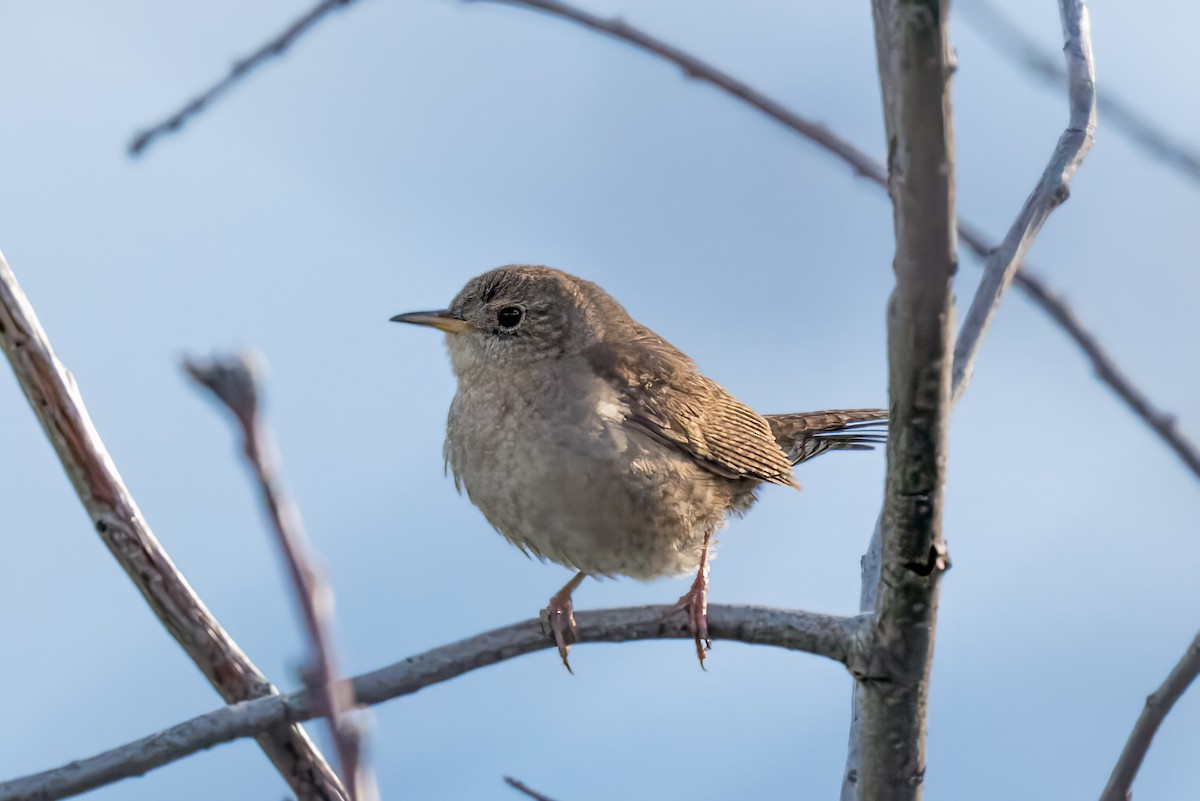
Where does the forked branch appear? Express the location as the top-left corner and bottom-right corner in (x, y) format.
(0, 250), (347, 801)
(0, 605), (866, 801)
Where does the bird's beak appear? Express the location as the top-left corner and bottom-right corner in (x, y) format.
(389, 309), (474, 334)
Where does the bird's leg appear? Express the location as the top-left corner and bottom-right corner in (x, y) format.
(539, 571), (586, 673)
(676, 530), (713, 668)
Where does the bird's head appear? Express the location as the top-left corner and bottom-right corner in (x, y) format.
(391, 265), (630, 378)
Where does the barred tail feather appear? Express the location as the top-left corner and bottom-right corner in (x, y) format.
(764, 409), (888, 466)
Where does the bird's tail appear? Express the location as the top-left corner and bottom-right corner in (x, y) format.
(764, 409), (888, 466)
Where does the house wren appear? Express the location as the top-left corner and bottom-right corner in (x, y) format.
(392, 265), (884, 669)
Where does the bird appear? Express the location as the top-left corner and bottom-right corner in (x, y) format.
(392, 265), (885, 669)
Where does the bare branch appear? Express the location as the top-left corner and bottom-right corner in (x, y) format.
(844, 5), (1093, 798)
(470, 0), (889, 182)
(851, 3), (957, 799)
(185, 354), (374, 801)
(129, 0), (360, 155)
(504, 776), (561, 801)
(952, 0), (1096, 401)
(998, 261), (1200, 479)
(0, 250), (347, 800)
(0, 605), (865, 801)
(126, 0), (1200, 480)
(963, 0), (1200, 186)
(1100, 630), (1200, 801)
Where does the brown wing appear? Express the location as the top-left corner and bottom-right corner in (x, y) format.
(585, 329), (796, 487)
(765, 409), (888, 465)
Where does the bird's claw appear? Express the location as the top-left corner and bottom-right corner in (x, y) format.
(675, 571), (710, 669)
(540, 594), (579, 673)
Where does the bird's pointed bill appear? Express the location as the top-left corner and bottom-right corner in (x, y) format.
(390, 310), (474, 334)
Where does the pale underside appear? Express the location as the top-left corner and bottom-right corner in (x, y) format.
(445, 367), (757, 580)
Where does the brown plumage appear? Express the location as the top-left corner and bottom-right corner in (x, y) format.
(393, 265), (885, 668)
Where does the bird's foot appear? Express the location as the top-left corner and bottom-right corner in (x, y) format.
(675, 568), (711, 669)
(539, 572), (585, 673)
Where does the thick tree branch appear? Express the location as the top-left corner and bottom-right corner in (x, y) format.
(0, 250), (347, 801)
(186, 354), (374, 801)
(1100, 630), (1200, 801)
(852, 4), (958, 801)
(952, 0), (1095, 401)
(126, 0), (1200, 481)
(844, 5), (1094, 798)
(963, 0), (1200, 186)
(0, 605), (865, 801)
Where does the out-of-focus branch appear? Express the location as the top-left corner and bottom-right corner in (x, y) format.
(0, 250), (347, 801)
(962, 0), (1200, 186)
(1100, 630), (1200, 801)
(125, 0), (1200, 481)
(470, 0), (889, 182)
(952, 0), (1095, 401)
(851, 4), (958, 800)
(129, 0), (360, 155)
(504, 777), (561, 801)
(0, 605), (866, 801)
(996, 258), (1200, 479)
(185, 354), (374, 801)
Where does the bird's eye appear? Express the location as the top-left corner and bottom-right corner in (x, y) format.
(496, 306), (524, 329)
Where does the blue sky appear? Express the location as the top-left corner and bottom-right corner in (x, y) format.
(1, 1), (1198, 799)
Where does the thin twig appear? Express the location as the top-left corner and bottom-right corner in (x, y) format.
(126, 0), (1200, 480)
(952, 0), (1096, 401)
(0, 250), (347, 801)
(0, 605), (866, 801)
(962, 0), (1200, 185)
(1002, 263), (1200, 478)
(471, 0), (889, 182)
(1100, 630), (1200, 801)
(128, 0), (360, 155)
(185, 353), (374, 801)
(504, 776), (561, 801)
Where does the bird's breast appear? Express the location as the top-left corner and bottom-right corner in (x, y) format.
(443, 364), (743, 579)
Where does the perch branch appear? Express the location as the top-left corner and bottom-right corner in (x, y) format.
(129, 0), (361, 154)
(1100, 630), (1200, 801)
(852, 3), (958, 800)
(0, 250), (347, 801)
(0, 605), (865, 801)
(126, 0), (1200, 480)
(963, 0), (1200, 185)
(952, 0), (1095, 401)
(185, 354), (373, 801)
